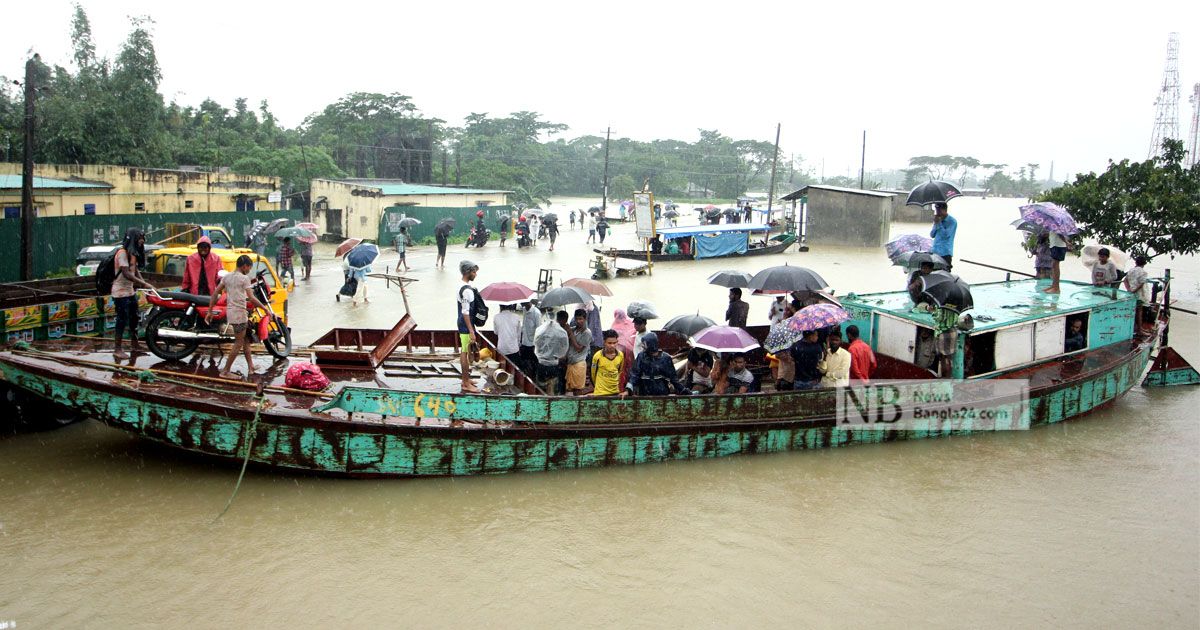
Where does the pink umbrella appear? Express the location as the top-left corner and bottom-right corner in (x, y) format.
(563, 277), (614, 297)
(296, 222), (320, 244)
(479, 282), (535, 305)
(691, 325), (761, 353)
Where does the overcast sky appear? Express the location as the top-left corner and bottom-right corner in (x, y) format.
(4, 0), (1199, 179)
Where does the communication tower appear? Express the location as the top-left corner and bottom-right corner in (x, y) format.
(1148, 33), (1180, 159)
(1188, 83), (1200, 168)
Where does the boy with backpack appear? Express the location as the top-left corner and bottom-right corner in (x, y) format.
(105, 228), (154, 360)
(457, 260), (486, 393)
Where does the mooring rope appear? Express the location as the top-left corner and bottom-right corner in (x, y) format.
(10, 341), (271, 521)
(213, 393), (266, 523)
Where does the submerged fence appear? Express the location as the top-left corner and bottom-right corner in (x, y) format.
(0, 209), (303, 282)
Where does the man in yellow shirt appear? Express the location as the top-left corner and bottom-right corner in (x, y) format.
(817, 330), (851, 387)
(590, 330), (625, 396)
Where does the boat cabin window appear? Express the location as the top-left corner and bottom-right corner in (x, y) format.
(965, 332), (997, 376)
(1064, 315), (1088, 353)
(914, 326), (937, 371)
(1034, 317), (1066, 359)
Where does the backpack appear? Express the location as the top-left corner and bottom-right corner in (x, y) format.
(95, 250), (119, 295)
(460, 285), (489, 327)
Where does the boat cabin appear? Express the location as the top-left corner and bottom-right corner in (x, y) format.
(653, 223), (781, 259)
(839, 279), (1138, 379)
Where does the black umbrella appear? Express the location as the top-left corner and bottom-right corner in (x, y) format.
(663, 208), (680, 218)
(543, 212), (559, 223)
(663, 313), (717, 337)
(264, 217), (290, 235)
(707, 270), (754, 288)
(540, 286), (593, 308)
(245, 222), (268, 246)
(893, 251), (950, 270)
(705, 208), (722, 218)
(906, 181), (963, 207)
(919, 271), (974, 312)
(588, 206), (601, 213)
(435, 218), (456, 236)
(748, 264), (828, 292)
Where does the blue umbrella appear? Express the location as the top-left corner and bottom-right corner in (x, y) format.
(346, 243), (380, 269)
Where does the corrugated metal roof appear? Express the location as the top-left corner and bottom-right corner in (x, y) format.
(377, 183), (510, 196)
(780, 185), (895, 201)
(0, 175), (112, 190)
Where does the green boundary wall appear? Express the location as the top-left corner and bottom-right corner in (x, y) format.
(0, 209), (303, 281)
(378, 205), (516, 245)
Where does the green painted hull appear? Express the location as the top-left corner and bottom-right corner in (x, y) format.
(0, 340), (1152, 477)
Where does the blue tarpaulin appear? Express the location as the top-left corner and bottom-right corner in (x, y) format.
(695, 232), (748, 258)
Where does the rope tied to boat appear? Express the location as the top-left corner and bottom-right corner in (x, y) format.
(213, 387), (267, 523)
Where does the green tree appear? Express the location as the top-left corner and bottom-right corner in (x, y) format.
(1039, 139), (1200, 259)
(232, 145), (343, 198)
(609, 174), (636, 200)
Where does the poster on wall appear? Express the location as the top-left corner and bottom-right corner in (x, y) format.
(633, 192), (655, 239)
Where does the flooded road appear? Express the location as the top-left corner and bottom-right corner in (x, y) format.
(1, 198), (1197, 627)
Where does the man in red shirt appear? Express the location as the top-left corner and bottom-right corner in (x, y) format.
(181, 236), (223, 296)
(844, 325), (876, 382)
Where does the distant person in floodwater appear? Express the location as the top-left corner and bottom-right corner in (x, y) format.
(596, 217), (609, 244)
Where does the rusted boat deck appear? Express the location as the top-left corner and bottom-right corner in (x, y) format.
(4, 338), (513, 426)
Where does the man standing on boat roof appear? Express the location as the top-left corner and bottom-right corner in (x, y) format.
(457, 260), (482, 393)
(930, 202), (957, 271)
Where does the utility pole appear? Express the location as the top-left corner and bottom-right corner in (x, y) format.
(859, 130), (866, 189)
(766, 123), (781, 222)
(441, 149), (448, 186)
(21, 55), (38, 281)
(601, 126), (611, 214)
(454, 144), (461, 186)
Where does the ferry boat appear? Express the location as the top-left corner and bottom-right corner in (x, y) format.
(0, 277), (1171, 477)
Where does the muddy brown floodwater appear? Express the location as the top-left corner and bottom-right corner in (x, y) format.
(1, 197), (1197, 627)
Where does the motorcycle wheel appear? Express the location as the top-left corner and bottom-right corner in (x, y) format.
(145, 309), (201, 361)
(262, 315), (292, 360)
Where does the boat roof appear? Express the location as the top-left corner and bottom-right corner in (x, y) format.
(655, 223), (771, 239)
(840, 279), (1136, 332)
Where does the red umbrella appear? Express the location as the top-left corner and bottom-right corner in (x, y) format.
(335, 238), (362, 258)
(479, 282), (535, 305)
(563, 277), (613, 297)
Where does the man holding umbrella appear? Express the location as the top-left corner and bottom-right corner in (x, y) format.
(930, 203), (957, 271)
(435, 219), (452, 269)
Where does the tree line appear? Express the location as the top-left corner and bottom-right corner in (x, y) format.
(0, 7), (1072, 209)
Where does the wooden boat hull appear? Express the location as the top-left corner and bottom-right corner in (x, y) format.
(598, 234), (795, 262)
(0, 336), (1152, 477)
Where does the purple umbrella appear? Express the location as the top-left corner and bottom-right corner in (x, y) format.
(785, 304), (850, 333)
(1018, 202), (1079, 236)
(886, 234), (934, 259)
(691, 325), (761, 353)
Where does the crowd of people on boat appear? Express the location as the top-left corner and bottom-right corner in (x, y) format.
(456, 259), (879, 396)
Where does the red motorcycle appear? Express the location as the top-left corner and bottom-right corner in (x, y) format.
(141, 269), (291, 361)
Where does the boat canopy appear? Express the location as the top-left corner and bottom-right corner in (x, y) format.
(655, 223), (771, 239)
(841, 279), (1135, 334)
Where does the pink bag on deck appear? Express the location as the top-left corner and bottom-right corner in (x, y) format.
(285, 361), (330, 391)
